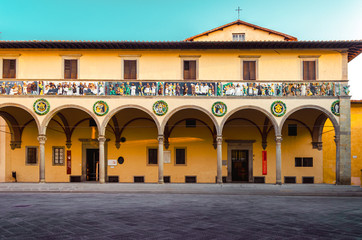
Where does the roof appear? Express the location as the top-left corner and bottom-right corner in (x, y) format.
(0, 40), (361, 61)
(184, 20), (298, 41)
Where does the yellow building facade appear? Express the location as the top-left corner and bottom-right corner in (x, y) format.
(0, 20), (360, 184)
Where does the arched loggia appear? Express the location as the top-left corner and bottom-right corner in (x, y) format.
(220, 106), (279, 183)
(0, 103), (41, 182)
(161, 105), (221, 183)
(40, 105), (102, 183)
(102, 106), (161, 183)
(279, 105), (340, 184)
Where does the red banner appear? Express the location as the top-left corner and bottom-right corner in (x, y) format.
(262, 151), (267, 175)
(67, 150), (71, 174)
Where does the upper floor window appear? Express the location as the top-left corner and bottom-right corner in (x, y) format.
(124, 60), (137, 79)
(64, 59), (78, 79)
(183, 60), (197, 80)
(3, 59), (16, 78)
(303, 60), (316, 80)
(232, 33), (245, 41)
(243, 61), (256, 80)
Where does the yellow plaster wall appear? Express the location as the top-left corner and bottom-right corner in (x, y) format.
(324, 103), (362, 186)
(191, 24), (286, 41)
(6, 122), (39, 182)
(281, 121), (324, 183)
(0, 49), (342, 81)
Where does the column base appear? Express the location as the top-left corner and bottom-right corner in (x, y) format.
(275, 181), (282, 185)
(158, 180), (164, 184)
(39, 180), (45, 184)
(99, 179), (105, 184)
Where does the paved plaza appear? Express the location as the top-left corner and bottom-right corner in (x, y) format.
(0, 184), (361, 239)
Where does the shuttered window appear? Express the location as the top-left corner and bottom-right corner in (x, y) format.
(175, 148), (186, 165)
(26, 147), (38, 164)
(124, 60), (137, 79)
(148, 148), (158, 165)
(64, 59), (78, 79)
(243, 61), (256, 80)
(183, 60), (196, 80)
(53, 147), (65, 165)
(303, 61), (316, 80)
(3, 59), (16, 78)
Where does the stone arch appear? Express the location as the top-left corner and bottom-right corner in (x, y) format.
(220, 105), (279, 136)
(100, 105), (161, 136)
(0, 102), (41, 135)
(280, 105), (339, 136)
(161, 105), (220, 135)
(41, 105), (101, 135)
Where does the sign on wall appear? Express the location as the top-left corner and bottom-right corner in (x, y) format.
(108, 159), (117, 166)
(262, 151), (267, 175)
(67, 150), (71, 174)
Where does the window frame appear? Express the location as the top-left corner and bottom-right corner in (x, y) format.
(1, 55), (20, 79)
(239, 56), (260, 81)
(295, 157), (313, 167)
(299, 55), (320, 81)
(232, 33), (245, 41)
(119, 55), (141, 80)
(174, 147), (187, 165)
(147, 147), (158, 165)
(61, 54), (81, 79)
(52, 146), (65, 166)
(25, 146), (38, 165)
(180, 55), (200, 80)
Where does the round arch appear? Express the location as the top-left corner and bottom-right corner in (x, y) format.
(100, 105), (161, 136)
(161, 105), (220, 135)
(41, 105), (101, 135)
(279, 105), (340, 136)
(220, 105), (279, 136)
(0, 102), (41, 135)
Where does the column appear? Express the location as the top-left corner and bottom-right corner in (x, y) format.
(216, 135), (223, 184)
(275, 135), (282, 185)
(37, 135), (47, 183)
(337, 97), (351, 185)
(158, 135), (164, 184)
(98, 136), (106, 184)
(334, 135), (340, 184)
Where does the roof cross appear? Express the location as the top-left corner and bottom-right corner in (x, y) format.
(235, 7), (242, 19)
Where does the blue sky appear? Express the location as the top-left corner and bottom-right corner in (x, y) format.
(1, 0), (362, 97)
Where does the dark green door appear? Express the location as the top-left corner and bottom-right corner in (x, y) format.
(232, 150), (249, 182)
(86, 149), (99, 181)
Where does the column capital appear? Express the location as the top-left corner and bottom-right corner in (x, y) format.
(98, 136), (106, 143)
(158, 135), (164, 142)
(275, 135), (283, 143)
(216, 135), (223, 143)
(37, 135), (47, 144)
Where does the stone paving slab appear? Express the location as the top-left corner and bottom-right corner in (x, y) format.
(0, 193), (361, 239)
(0, 183), (361, 196)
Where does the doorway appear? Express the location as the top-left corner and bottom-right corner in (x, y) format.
(231, 150), (249, 181)
(226, 140), (254, 183)
(86, 149), (99, 181)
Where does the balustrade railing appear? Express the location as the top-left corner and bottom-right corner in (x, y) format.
(0, 80), (350, 97)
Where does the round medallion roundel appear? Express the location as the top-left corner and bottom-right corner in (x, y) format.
(93, 101), (109, 116)
(331, 100), (340, 116)
(271, 101), (287, 117)
(212, 101), (227, 117)
(153, 100), (168, 116)
(33, 99), (50, 115)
